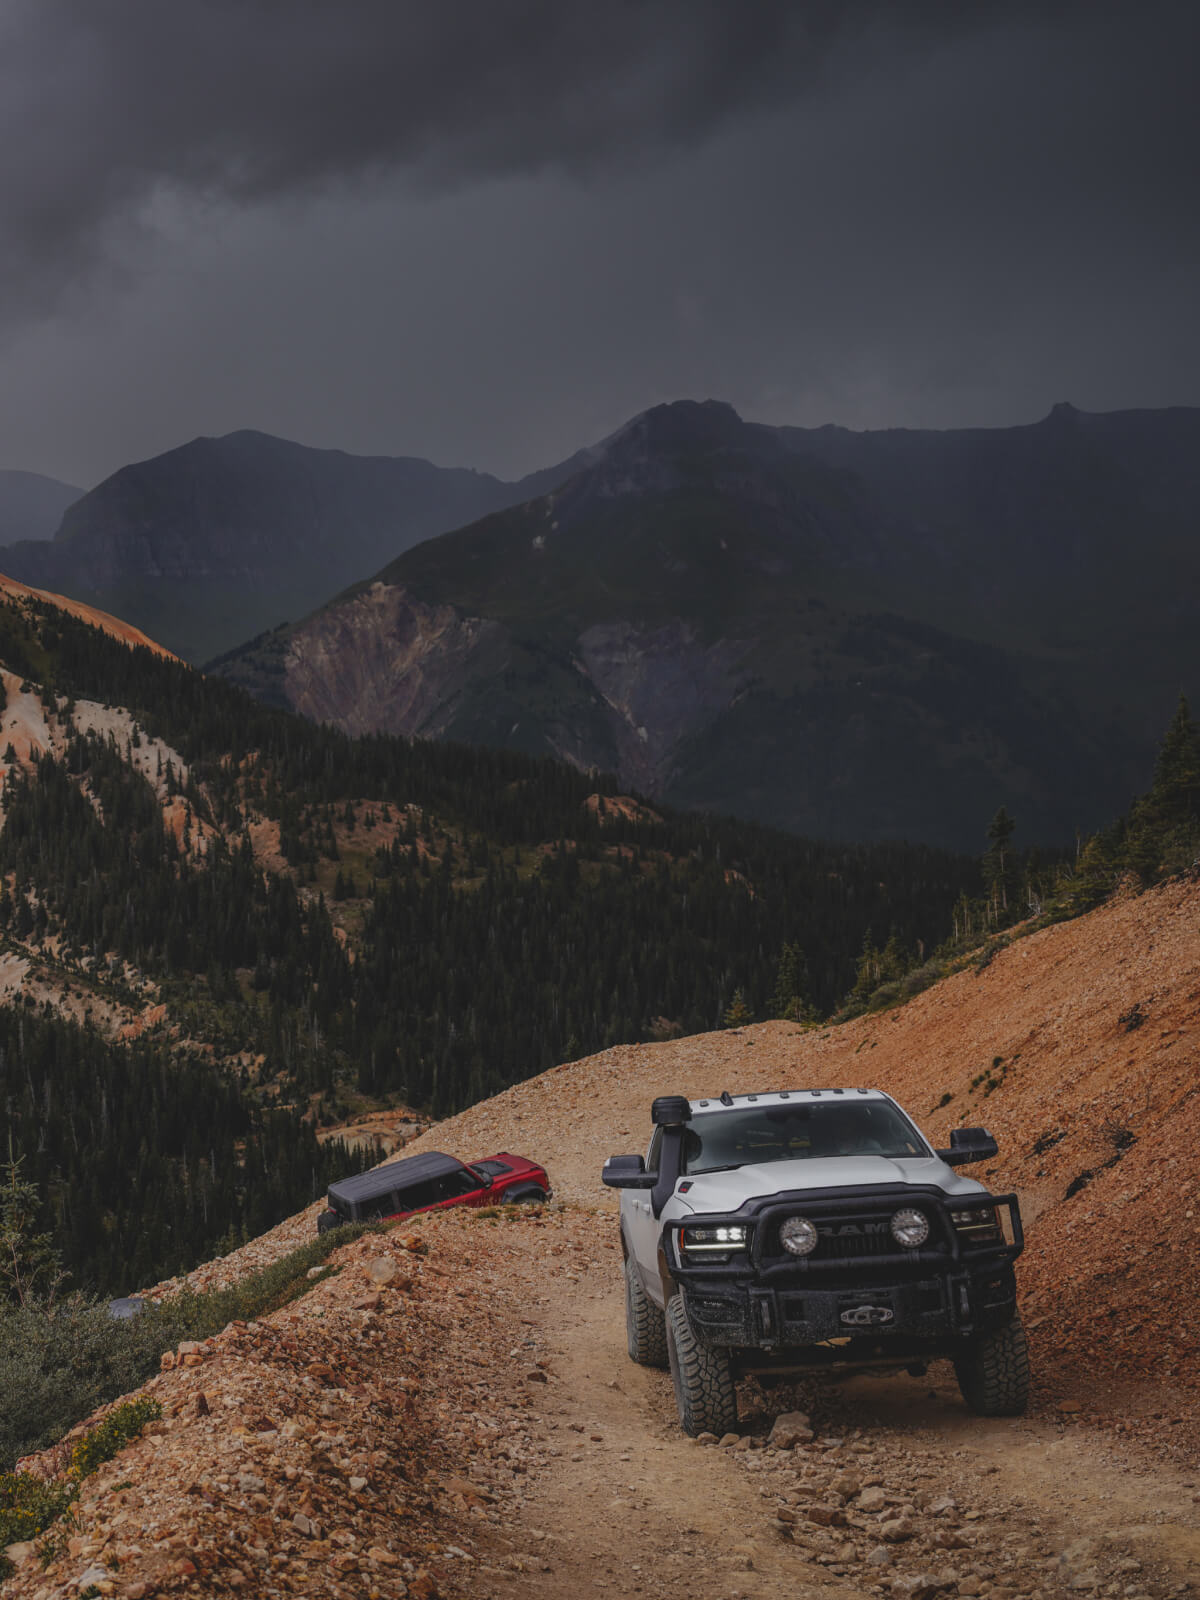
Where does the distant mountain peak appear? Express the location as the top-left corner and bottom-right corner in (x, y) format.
(604, 397), (746, 453)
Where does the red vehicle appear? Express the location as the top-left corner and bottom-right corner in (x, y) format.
(316, 1149), (550, 1233)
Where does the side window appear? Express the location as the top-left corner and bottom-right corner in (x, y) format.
(395, 1180), (437, 1213)
(443, 1169), (483, 1199)
(646, 1127), (663, 1172)
(428, 1169), (481, 1203)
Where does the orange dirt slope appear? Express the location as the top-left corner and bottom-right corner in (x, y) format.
(0, 572), (176, 658)
(403, 871), (1200, 1438)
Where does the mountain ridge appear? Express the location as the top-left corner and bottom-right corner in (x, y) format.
(0, 429), (589, 663)
(0, 469), (83, 546)
(216, 398), (1200, 848)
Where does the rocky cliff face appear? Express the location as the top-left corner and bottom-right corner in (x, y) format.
(265, 587), (752, 796)
(283, 583), (509, 738)
(571, 620), (750, 793)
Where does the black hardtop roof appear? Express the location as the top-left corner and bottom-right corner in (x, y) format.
(328, 1150), (465, 1206)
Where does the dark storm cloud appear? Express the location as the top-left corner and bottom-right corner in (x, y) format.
(0, 0), (1104, 303)
(1, 1), (1198, 487)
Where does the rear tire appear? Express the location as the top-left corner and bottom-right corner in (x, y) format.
(624, 1254), (668, 1368)
(954, 1313), (1030, 1416)
(666, 1294), (737, 1437)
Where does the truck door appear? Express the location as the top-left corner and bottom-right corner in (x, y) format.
(624, 1127), (669, 1307)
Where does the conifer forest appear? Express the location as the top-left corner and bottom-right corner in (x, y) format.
(1, 594), (1196, 1294)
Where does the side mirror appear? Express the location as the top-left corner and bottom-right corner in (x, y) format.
(936, 1127), (999, 1166)
(602, 1154), (658, 1190)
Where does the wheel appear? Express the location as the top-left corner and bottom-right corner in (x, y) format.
(954, 1313), (1030, 1416)
(665, 1294), (737, 1437)
(316, 1209), (342, 1236)
(624, 1254), (669, 1368)
(505, 1187), (547, 1205)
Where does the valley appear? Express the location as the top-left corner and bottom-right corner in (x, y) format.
(0, 581), (978, 1296)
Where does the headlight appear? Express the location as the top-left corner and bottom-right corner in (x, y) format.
(680, 1224), (748, 1252)
(890, 1207), (930, 1248)
(779, 1216), (819, 1256)
(951, 1206), (1003, 1243)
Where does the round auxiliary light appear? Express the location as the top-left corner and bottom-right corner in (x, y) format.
(779, 1216), (819, 1256)
(890, 1207), (930, 1248)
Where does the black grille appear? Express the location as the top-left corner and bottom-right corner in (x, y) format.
(815, 1226), (894, 1259)
(767, 1217), (897, 1259)
(764, 1208), (948, 1265)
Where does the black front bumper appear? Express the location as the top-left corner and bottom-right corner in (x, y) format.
(668, 1184), (1022, 1357)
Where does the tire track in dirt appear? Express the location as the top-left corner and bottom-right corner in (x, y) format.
(469, 1214), (1200, 1600)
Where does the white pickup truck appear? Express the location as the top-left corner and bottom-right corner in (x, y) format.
(603, 1088), (1028, 1436)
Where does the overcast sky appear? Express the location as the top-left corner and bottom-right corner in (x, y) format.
(1, 0), (1197, 489)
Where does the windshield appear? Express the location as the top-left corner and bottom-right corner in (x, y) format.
(682, 1101), (928, 1173)
(470, 1160), (513, 1179)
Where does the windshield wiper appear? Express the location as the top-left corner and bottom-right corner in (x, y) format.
(689, 1162), (744, 1175)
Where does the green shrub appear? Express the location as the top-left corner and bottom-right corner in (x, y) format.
(0, 1397), (162, 1573)
(67, 1397), (161, 1482)
(0, 1293), (159, 1469)
(0, 1471), (75, 1551)
(0, 1222), (378, 1470)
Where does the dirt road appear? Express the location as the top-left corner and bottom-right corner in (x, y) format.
(7, 1203), (1194, 1600)
(464, 1212), (1199, 1600)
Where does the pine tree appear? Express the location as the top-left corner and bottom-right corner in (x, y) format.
(851, 930), (881, 1001)
(1122, 695), (1200, 880)
(771, 942), (817, 1022)
(722, 988), (752, 1028)
(983, 808), (1017, 917)
(0, 1156), (66, 1306)
(1150, 693), (1200, 816)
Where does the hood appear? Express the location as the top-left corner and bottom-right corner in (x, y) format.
(674, 1154), (988, 1214)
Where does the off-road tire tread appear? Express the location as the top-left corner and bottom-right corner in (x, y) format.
(955, 1314), (1030, 1416)
(624, 1255), (669, 1368)
(666, 1294), (737, 1436)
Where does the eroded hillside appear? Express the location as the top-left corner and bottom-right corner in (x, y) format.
(3, 585), (1197, 1599)
(6, 874), (1189, 1599)
(406, 871), (1200, 1439)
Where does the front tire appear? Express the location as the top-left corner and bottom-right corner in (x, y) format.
(954, 1313), (1030, 1416)
(624, 1254), (668, 1368)
(666, 1294), (737, 1436)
